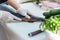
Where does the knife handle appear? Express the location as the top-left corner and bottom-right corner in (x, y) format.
(28, 30), (43, 37)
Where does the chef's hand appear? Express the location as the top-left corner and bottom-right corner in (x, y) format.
(16, 7), (31, 19)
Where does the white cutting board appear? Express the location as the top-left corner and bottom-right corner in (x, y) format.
(6, 22), (46, 40)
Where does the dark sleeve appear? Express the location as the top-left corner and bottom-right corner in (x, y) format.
(0, 0), (7, 4)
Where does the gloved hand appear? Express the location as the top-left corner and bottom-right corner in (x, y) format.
(16, 7), (31, 19)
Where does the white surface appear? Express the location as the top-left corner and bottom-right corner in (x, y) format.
(20, 3), (46, 18)
(6, 22), (46, 40)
